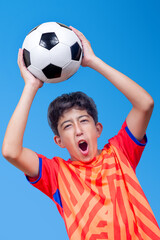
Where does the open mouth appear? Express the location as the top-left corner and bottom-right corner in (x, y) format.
(78, 140), (89, 155)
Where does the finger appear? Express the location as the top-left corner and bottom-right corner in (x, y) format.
(18, 49), (26, 69)
(18, 49), (23, 66)
(17, 49), (21, 67)
(70, 26), (85, 41)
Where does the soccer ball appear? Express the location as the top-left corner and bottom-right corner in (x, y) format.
(22, 22), (82, 83)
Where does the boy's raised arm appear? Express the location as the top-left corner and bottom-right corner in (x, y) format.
(2, 49), (43, 177)
(89, 57), (154, 141)
(71, 27), (154, 141)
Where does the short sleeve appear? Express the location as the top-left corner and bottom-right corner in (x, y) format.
(26, 153), (59, 200)
(109, 121), (147, 171)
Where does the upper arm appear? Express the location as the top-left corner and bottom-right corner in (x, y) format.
(109, 120), (147, 170)
(126, 103), (154, 141)
(5, 147), (39, 177)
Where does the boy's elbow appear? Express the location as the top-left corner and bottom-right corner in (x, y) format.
(2, 143), (20, 161)
(145, 95), (154, 112)
(2, 143), (11, 159)
(138, 94), (154, 113)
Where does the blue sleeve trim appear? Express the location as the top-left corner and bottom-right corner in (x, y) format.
(26, 157), (42, 184)
(53, 189), (63, 208)
(125, 126), (147, 146)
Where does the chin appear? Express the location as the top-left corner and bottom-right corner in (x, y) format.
(71, 150), (97, 163)
(79, 154), (95, 163)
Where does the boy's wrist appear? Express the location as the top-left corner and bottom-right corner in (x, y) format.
(87, 56), (101, 69)
(25, 78), (43, 91)
(24, 82), (40, 95)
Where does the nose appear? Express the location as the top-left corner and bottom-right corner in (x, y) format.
(75, 122), (83, 136)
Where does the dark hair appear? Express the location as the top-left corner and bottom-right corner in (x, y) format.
(47, 91), (98, 135)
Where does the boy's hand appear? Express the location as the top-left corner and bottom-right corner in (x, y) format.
(70, 26), (96, 68)
(18, 49), (43, 89)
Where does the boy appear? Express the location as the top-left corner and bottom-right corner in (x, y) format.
(2, 27), (160, 239)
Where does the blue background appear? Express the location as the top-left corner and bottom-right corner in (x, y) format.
(0, 0), (159, 239)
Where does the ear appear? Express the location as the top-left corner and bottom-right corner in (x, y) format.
(54, 135), (65, 148)
(96, 122), (103, 138)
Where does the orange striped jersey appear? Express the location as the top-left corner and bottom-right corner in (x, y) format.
(26, 121), (160, 239)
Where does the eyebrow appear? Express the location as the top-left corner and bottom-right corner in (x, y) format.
(60, 120), (72, 128)
(60, 115), (90, 128)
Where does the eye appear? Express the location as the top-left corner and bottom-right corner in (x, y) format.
(80, 119), (88, 123)
(64, 124), (72, 129)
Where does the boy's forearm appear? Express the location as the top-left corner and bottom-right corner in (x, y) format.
(89, 56), (153, 110)
(71, 27), (153, 112)
(2, 84), (38, 159)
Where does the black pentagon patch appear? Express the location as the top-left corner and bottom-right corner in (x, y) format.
(42, 64), (62, 79)
(57, 22), (72, 31)
(40, 32), (59, 50)
(71, 42), (81, 61)
(23, 49), (31, 67)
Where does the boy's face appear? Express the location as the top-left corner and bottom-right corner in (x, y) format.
(54, 108), (103, 163)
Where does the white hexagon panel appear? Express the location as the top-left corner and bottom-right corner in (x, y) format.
(49, 43), (71, 67)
